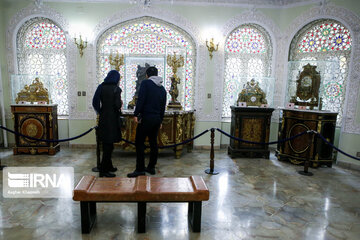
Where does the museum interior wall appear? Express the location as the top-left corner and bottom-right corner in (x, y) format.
(0, 0), (359, 167)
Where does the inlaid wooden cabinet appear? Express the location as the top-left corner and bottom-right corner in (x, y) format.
(11, 104), (60, 155)
(275, 109), (337, 167)
(228, 106), (274, 158)
(117, 110), (195, 158)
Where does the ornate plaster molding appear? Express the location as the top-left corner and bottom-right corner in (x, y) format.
(283, 4), (360, 134)
(6, 3), (78, 119)
(219, 9), (282, 122)
(44, 0), (320, 9)
(88, 6), (208, 121)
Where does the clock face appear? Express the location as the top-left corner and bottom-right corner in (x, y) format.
(302, 76), (312, 87)
(250, 96), (257, 102)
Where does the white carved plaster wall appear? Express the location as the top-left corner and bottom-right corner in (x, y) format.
(6, 3), (77, 119)
(89, 6), (208, 121)
(283, 4), (360, 134)
(219, 9), (282, 122)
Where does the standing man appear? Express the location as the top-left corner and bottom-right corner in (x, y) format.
(127, 66), (167, 178)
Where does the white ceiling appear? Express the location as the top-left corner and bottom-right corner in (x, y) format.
(35, 0), (323, 8)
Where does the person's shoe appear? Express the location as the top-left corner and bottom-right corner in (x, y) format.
(109, 167), (118, 172)
(127, 171), (145, 178)
(145, 167), (156, 175)
(99, 172), (116, 178)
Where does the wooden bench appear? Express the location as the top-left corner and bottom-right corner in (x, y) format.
(73, 175), (209, 233)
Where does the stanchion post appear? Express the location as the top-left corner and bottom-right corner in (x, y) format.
(205, 128), (219, 175)
(92, 118), (100, 173)
(0, 128), (6, 170)
(0, 156), (6, 170)
(298, 131), (314, 176)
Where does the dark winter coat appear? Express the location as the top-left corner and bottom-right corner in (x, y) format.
(92, 70), (122, 143)
(134, 76), (167, 122)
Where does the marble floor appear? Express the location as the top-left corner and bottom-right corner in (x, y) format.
(0, 147), (360, 240)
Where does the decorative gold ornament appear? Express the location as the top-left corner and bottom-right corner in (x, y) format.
(15, 77), (49, 104)
(236, 79), (267, 106)
(206, 38), (219, 59)
(74, 35), (87, 57)
(109, 52), (125, 71)
(30, 148), (37, 155)
(167, 52), (184, 110)
(26, 123), (38, 137)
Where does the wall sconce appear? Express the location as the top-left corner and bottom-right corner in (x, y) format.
(206, 38), (219, 60)
(74, 35), (87, 57)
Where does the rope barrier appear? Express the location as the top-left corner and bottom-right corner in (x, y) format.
(159, 129), (209, 149)
(315, 131), (360, 161)
(118, 129), (210, 149)
(1, 123), (359, 161)
(0, 125), (96, 143)
(216, 128), (308, 145)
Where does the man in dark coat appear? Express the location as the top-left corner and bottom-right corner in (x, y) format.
(92, 70), (122, 177)
(127, 66), (167, 178)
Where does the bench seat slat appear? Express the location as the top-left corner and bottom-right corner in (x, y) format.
(73, 175), (209, 202)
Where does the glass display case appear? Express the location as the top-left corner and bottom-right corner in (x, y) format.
(100, 45), (188, 110)
(11, 74), (56, 104)
(230, 76), (275, 108)
(286, 60), (339, 110)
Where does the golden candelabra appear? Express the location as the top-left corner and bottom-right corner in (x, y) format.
(206, 38), (219, 60)
(167, 52), (184, 110)
(109, 52), (125, 71)
(74, 35), (88, 57)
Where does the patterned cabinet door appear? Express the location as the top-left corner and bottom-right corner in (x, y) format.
(228, 106), (274, 158)
(276, 109), (337, 167)
(18, 113), (47, 147)
(11, 104), (59, 155)
(118, 110), (195, 158)
(240, 118), (264, 148)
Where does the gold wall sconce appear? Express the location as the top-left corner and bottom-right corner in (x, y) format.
(206, 38), (219, 60)
(74, 35), (87, 57)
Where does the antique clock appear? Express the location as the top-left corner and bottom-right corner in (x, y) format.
(290, 63), (321, 109)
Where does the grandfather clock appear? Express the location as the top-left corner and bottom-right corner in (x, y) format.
(11, 104), (60, 155)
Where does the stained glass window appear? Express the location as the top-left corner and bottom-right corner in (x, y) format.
(289, 19), (352, 126)
(16, 17), (68, 115)
(222, 24), (272, 118)
(97, 17), (195, 110)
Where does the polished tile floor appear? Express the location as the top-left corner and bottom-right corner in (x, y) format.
(0, 147), (360, 240)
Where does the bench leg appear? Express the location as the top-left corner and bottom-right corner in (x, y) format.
(188, 201), (202, 232)
(138, 202), (146, 233)
(80, 201), (97, 234)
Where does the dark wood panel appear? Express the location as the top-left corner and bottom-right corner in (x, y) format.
(11, 104), (60, 155)
(116, 110), (195, 158)
(228, 106), (274, 158)
(276, 109), (337, 167)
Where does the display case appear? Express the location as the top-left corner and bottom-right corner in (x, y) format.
(223, 76), (275, 118)
(11, 74), (55, 104)
(100, 46), (189, 111)
(286, 60), (339, 110)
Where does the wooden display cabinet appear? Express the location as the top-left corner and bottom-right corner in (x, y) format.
(275, 109), (337, 167)
(11, 104), (60, 155)
(228, 106), (274, 158)
(117, 110), (195, 158)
